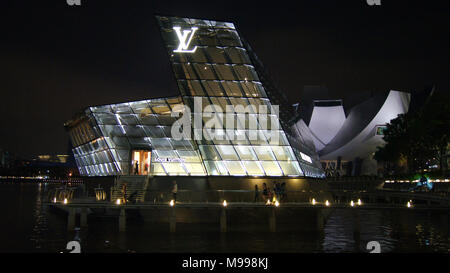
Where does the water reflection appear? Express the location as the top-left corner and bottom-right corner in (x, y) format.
(0, 183), (448, 253)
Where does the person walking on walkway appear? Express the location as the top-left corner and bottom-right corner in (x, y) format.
(172, 181), (178, 203)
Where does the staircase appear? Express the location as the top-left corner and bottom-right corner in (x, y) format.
(110, 175), (149, 203)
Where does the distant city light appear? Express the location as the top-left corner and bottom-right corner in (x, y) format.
(223, 200), (227, 207)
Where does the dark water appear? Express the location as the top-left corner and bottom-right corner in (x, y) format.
(0, 183), (448, 253)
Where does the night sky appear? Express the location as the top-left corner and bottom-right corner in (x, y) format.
(0, 0), (448, 158)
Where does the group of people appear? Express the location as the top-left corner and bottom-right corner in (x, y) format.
(255, 182), (287, 203)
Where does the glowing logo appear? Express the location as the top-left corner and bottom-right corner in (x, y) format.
(173, 26), (198, 53)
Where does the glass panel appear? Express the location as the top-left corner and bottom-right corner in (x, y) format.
(199, 145), (221, 160)
(216, 29), (242, 46)
(194, 63), (216, 80)
(234, 145), (257, 160)
(151, 138), (173, 149)
(183, 163), (206, 175)
(271, 146), (296, 161)
(202, 80), (225, 96)
(242, 161), (265, 176)
(139, 114), (160, 126)
(241, 81), (265, 98)
(205, 47), (227, 63)
(162, 163), (187, 175)
(233, 65), (258, 81)
(278, 161), (302, 176)
(176, 150), (202, 162)
(224, 161), (246, 175)
(215, 145), (238, 160)
(224, 47), (250, 64)
(177, 80), (206, 96)
(129, 101), (151, 114)
(152, 106), (171, 115)
(151, 162), (167, 175)
(253, 146), (275, 161)
(222, 81), (243, 97)
(260, 161), (283, 176)
(214, 64), (235, 80)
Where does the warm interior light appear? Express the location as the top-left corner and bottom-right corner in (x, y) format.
(325, 200), (330, 206)
(350, 200), (354, 207)
(170, 200), (175, 207)
(116, 198), (121, 205)
(223, 200), (227, 207)
(63, 198), (68, 205)
(311, 198), (316, 205)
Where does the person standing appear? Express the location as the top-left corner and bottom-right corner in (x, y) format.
(172, 181), (178, 203)
(122, 183), (127, 204)
(134, 160), (139, 175)
(254, 184), (259, 202)
(262, 183), (268, 203)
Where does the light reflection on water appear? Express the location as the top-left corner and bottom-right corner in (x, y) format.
(0, 183), (448, 253)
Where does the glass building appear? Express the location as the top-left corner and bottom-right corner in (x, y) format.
(65, 16), (325, 178)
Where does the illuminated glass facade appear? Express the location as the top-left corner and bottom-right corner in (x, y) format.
(65, 16), (325, 178)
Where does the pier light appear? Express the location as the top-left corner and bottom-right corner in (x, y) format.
(116, 198), (121, 205)
(357, 199), (362, 206)
(311, 198), (316, 205)
(350, 200), (354, 207)
(63, 198), (68, 205)
(274, 200), (280, 207)
(223, 200), (228, 207)
(325, 200), (330, 207)
(170, 200), (175, 207)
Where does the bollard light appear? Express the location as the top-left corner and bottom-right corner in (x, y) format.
(170, 200), (175, 207)
(223, 200), (227, 207)
(357, 199), (362, 206)
(311, 198), (316, 205)
(350, 200), (354, 207)
(325, 200), (330, 207)
(63, 198), (68, 205)
(274, 200), (280, 207)
(116, 198), (121, 205)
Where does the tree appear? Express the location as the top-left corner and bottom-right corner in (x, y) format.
(375, 89), (449, 175)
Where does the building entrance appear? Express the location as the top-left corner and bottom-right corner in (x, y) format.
(131, 150), (151, 175)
